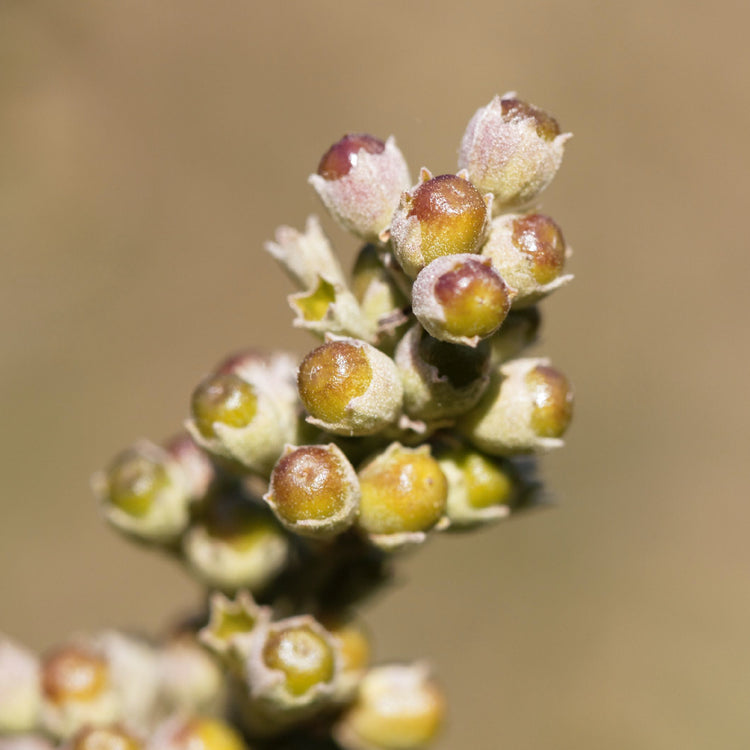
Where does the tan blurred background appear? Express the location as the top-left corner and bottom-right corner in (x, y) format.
(1, 1), (749, 748)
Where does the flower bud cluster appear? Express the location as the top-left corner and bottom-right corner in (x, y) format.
(71, 93), (578, 750)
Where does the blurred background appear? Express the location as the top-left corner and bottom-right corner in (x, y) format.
(1, 1), (748, 748)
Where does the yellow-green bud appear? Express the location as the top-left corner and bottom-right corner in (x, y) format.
(394, 325), (490, 423)
(183, 494), (290, 594)
(482, 213), (572, 306)
(357, 443), (448, 549)
(389, 170), (491, 278)
(297, 338), (403, 436)
(411, 254), (511, 346)
(309, 135), (411, 242)
(264, 444), (360, 537)
(335, 664), (445, 750)
(459, 93), (571, 210)
(459, 358), (573, 454)
(436, 444), (517, 527)
(149, 716), (248, 750)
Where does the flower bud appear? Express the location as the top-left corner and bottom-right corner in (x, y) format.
(435, 444), (517, 527)
(0, 637), (40, 734)
(459, 358), (573, 454)
(40, 633), (159, 740)
(319, 615), (372, 702)
(297, 338), (403, 436)
(0, 737), (54, 750)
(264, 444), (360, 538)
(411, 254), (511, 346)
(351, 244), (410, 353)
(183, 493), (290, 593)
(335, 664), (445, 750)
(487, 307), (541, 366)
(309, 135), (411, 241)
(458, 93), (571, 210)
(357, 443), (448, 549)
(394, 325), (490, 423)
(68, 725), (142, 750)
(187, 350), (301, 477)
(93, 440), (200, 545)
(482, 213), (572, 306)
(389, 171), (491, 278)
(148, 716), (247, 750)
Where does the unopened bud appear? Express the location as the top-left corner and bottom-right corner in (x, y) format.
(68, 725), (142, 750)
(148, 716), (247, 750)
(394, 325), (490, 423)
(297, 338), (403, 436)
(357, 443), (447, 549)
(459, 93), (571, 210)
(309, 135), (411, 241)
(0, 737), (54, 750)
(459, 358), (573, 454)
(435, 444), (517, 527)
(264, 444), (360, 537)
(390, 171), (491, 278)
(183, 494), (290, 593)
(482, 213), (572, 306)
(335, 664), (445, 750)
(411, 254), (511, 346)
(199, 591), (269, 665)
(0, 637), (40, 734)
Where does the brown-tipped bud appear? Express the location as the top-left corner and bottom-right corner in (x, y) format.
(183, 494), (290, 594)
(357, 443), (448, 549)
(351, 244), (410, 353)
(199, 591), (270, 666)
(488, 307), (542, 365)
(93, 440), (201, 544)
(411, 254), (511, 346)
(242, 616), (342, 730)
(40, 633), (159, 740)
(435, 444), (517, 527)
(264, 444), (360, 537)
(297, 338), (403, 436)
(309, 135), (411, 242)
(483, 213), (572, 306)
(158, 634), (224, 715)
(394, 325), (490, 423)
(335, 664), (445, 750)
(459, 93), (571, 210)
(390, 172), (491, 278)
(69, 725), (142, 750)
(187, 351), (300, 477)
(0, 637), (41, 734)
(459, 358), (573, 454)
(148, 716), (247, 750)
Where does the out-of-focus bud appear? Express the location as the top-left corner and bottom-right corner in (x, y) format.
(265, 215), (347, 291)
(158, 634), (224, 715)
(319, 615), (372, 701)
(264, 444), (360, 538)
(148, 716), (247, 750)
(435, 443), (517, 527)
(459, 358), (573, 454)
(199, 591), (270, 666)
(242, 617), (341, 731)
(356, 443), (448, 549)
(458, 93), (571, 210)
(309, 134), (411, 242)
(482, 213), (572, 306)
(335, 664), (445, 750)
(389, 171), (491, 278)
(394, 325), (490, 423)
(187, 351), (300, 477)
(297, 338), (403, 436)
(68, 725), (142, 750)
(351, 244), (410, 353)
(40, 632), (159, 740)
(411, 254), (511, 346)
(0, 736), (55, 750)
(487, 307), (541, 366)
(183, 493), (290, 594)
(93, 438), (208, 545)
(0, 637), (40, 734)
